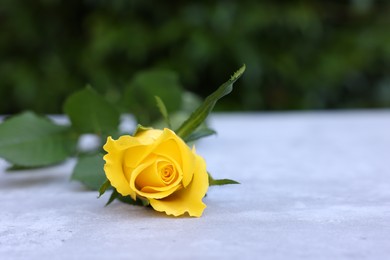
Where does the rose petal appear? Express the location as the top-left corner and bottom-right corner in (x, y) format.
(135, 129), (163, 144)
(152, 129), (195, 188)
(157, 161), (176, 184)
(130, 157), (183, 199)
(149, 155), (208, 217)
(134, 156), (166, 188)
(123, 145), (154, 169)
(122, 130), (164, 171)
(103, 136), (137, 199)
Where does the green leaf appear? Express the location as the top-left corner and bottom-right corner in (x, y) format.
(176, 65), (246, 140)
(124, 69), (183, 125)
(71, 153), (106, 190)
(209, 179), (240, 185)
(155, 96), (171, 128)
(98, 179), (111, 198)
(208, 173), (240, 186)
(0, 111), (76, 167)
(105, 189), (119, 206)
(103, 188), (149, 207)
(6, 164), (56, 172)
(185, 127), (216, 143)
(181, 91), (203, 113)
(117, 194), (150, 206)
(63, 87), (120, 135)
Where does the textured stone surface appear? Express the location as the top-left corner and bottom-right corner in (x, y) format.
(1, 111), (390, 259)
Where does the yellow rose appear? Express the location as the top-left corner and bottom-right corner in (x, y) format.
(103, 128), (209, 217)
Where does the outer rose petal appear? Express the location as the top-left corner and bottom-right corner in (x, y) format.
(103, 136), (141, 199)
(149, 155), (209, 217)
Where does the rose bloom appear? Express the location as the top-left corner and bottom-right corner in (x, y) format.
(103, 128), (209, 217)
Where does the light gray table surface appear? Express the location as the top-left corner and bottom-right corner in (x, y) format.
(1, 111), (389, 259)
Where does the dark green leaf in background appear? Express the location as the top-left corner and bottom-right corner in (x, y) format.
(71, 153), (106, 190)
(0, 112), (76, 167)
(1, 2), (389, 114)
(155, 96), (172, 128)
(124, 69), (183, 125)
(63, 87), (120, 135)
(176, 65), (246, 141)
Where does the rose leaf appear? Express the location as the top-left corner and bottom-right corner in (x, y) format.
(185, 127), (216, 143)
(123, 69), (183, 125)
(103, 189), (148, 207)
(105, 189), (119, 206)
(98, 179), (111, 198)
(117, 194), (150, 206)
(0, 111), (76, 167)
(176, 64), (246, 141)
(208, 173), (240, 186)
(63, 86), (120, 135)
(154, 95), (172, 128)
(71, 153), (106, 190)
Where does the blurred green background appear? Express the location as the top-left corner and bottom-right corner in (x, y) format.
(1, 0), (389, 114)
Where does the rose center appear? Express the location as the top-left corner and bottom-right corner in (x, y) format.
(157, 162), (176, 185)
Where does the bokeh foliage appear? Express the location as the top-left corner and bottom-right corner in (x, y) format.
(0, 0), (389, 113)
